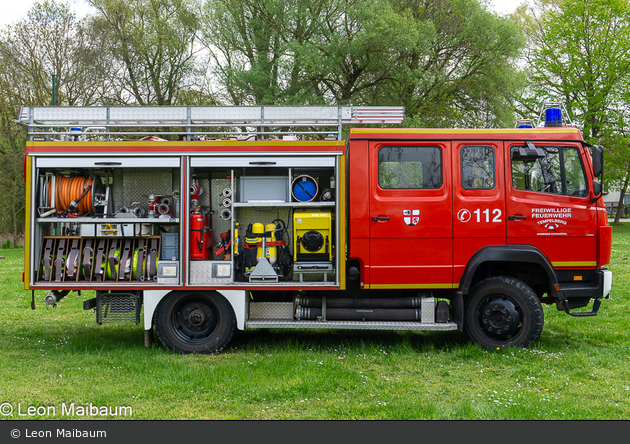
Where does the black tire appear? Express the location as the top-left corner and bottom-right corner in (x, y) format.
(155, 291), (236, 354)
(463, 276), (544, 349)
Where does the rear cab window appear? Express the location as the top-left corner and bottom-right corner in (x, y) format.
(378, 146), (442, 189)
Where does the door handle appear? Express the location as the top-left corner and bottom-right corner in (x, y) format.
(508, 215), (527, 221)
(372, 216), (390, 221)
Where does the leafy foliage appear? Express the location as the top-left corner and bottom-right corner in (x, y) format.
(88, 0), (203, 105)
(517, 0), (630, 141)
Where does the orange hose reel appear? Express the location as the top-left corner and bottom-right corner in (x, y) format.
(46, 176), (95, 214)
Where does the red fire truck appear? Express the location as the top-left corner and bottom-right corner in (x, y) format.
(18, 104), (612, 353)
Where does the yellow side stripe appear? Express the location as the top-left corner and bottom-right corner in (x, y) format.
(367, 283), (458, 290)
(552, 261), (597, 267)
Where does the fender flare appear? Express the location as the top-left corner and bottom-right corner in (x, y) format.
(459, 245), (560, 299)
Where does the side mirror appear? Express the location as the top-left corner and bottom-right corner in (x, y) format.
(592, 145), (603, 177)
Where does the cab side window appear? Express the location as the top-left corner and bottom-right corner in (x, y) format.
(461, 145), (495, 189)
(378, 146), (442, 189)
(511, 145), (587, 197)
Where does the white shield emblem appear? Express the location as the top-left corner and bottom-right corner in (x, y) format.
(403, 209), (420, 226)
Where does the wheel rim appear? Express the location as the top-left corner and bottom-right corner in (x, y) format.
(170, 295), (219, 345)
(476, 295), (523, 341)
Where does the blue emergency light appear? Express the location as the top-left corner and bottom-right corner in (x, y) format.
(544, 108), (563, 127)
(518, 124), (533, 128)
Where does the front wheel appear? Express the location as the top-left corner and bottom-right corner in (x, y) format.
(155, 291), (236, 354)
(464, 276), (544, 349)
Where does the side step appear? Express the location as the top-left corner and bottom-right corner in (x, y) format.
(560, 298), (601, 317)
(247, 297), (457, 331)
(245, 319), (458, 331)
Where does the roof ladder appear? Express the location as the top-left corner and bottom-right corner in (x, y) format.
(16, 105), (405, 141)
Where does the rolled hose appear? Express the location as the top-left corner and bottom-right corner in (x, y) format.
(46, 176), (94, 214)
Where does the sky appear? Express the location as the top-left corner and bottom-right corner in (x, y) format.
(0, 0), (526, 28)
(0, 0), (96, 28)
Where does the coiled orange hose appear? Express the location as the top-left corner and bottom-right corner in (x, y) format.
(47, 176), (94, 214)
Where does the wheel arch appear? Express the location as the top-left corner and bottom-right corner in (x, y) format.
(459, 245), (560, 300)
(144, 289), (247, 332)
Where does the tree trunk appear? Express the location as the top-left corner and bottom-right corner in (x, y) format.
(614, 165), (630, 224)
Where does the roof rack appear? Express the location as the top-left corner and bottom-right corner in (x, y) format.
(16, 105), (405, 141)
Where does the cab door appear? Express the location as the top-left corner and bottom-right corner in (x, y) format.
(368, 142), (453, 289)
(506, 141), (598, 267)
(452, 142), (506, 284)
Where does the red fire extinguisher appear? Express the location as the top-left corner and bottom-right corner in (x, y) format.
(190, 207), (214, 260)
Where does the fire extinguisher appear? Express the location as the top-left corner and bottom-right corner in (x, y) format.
(190, 207), (212, 260)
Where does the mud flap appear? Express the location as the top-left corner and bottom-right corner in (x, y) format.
(453, 290), (464, 330)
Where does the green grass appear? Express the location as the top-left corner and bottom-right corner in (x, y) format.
(1, 225), (630, 420)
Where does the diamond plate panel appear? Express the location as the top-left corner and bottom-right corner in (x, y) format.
(191, 106), (262, 123)
(109, 106), (188, 122)
(249, 302), (294, 320)
(33, 106), (107, 123)
(264, 106), (340, 122)
(189, 260), (233, 284)
(123, 169), (174, 206)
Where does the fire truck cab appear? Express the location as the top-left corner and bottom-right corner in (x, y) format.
(19, 104), (612, 353)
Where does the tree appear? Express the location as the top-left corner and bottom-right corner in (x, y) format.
(0, 0), (115, 245)
(0, 0), (114, 107)
(385, 0), (526, 127)
(88, 0), (204, 105)
(201, 0), (290, 105)
(604, 134), (630, 223)
(0, 104), (27, 247)
(201, 0), (526, 128)
(517, 0), (630, 141)
(516, 0), (630, 221)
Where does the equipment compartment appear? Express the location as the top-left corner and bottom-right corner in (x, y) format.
(29, 158), (182, 287)
(189, 160), (339, 286)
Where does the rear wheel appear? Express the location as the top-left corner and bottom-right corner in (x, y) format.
(464, 276), (544, 349)
(155, 291), (236, 354)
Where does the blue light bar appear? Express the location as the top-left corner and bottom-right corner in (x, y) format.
(518, 124), (533, 128)
(545, 108), (563, 127)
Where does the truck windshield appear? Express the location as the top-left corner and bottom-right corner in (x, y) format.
(511, 145), (587, 197)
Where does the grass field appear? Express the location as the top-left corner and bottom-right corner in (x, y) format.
(1, 224), (629, 420)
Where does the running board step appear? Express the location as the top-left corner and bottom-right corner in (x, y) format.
(245, 320), (458, 331)
(560, 298), (601, 317)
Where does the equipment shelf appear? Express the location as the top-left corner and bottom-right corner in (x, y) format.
(36, 217), (180, 224)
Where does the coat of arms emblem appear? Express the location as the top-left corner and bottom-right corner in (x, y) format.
(403, 209), (420, 226)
